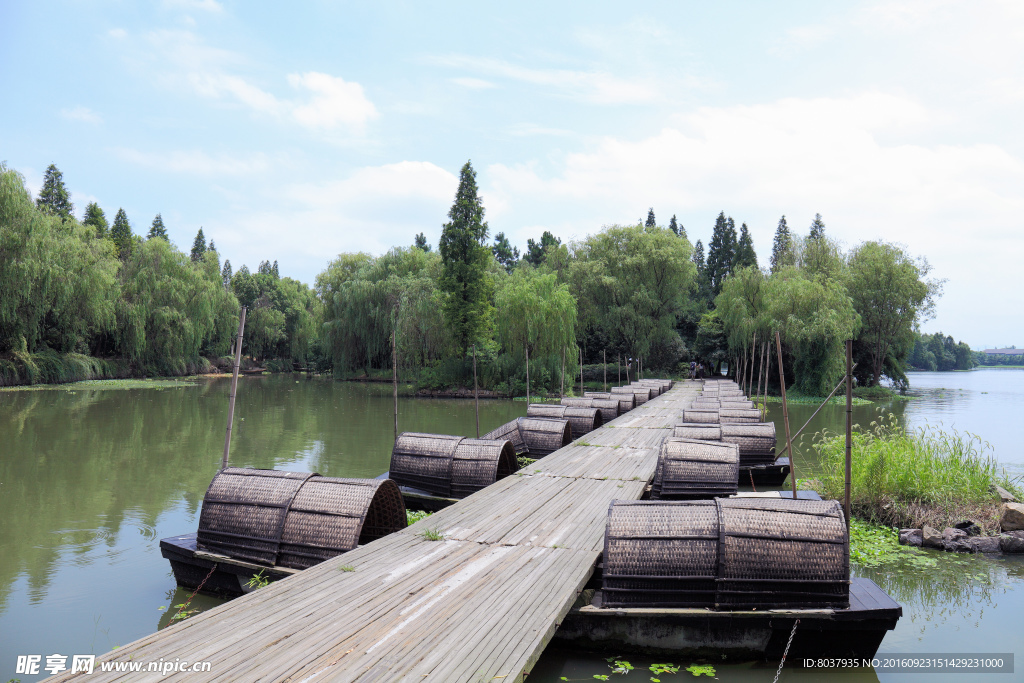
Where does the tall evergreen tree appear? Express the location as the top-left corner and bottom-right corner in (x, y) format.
(770, 215), (792, 273)
(147, 213), (169, 240)
(438, 160), (491, 355)
(492, 232), (520, 273)
(190, 228), (207, 262)
(414, 232), (431, 252)
(83, 202), (108, 238)
(645, 208), (657, 228)
(808, 213), (826, 240)
(272, 260), (279, 278)
(36, 164), (73, 220)
(524, 231), (561, 266)
(692, 238), (711, 303)
(208, 239), (216, 252)
(110, 208), (133, 258)
(668, 215), (678, 235)
(221, 259), (233, 290)
(734, 222), (758, 269)
(706, 212), (737, 295)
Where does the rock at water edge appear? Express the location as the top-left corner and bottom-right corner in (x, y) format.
(969, 536), (1001, 554)
(922, 525), (943, 549)
(1000, 502), (1024, 532)
(899, 529), (922, 547)
(1000, 530), (1024, 554)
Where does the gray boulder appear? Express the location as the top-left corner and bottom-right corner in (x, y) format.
(992, 483), (1017, 503)
(899, 528), (922, 547)
(941, 528), (972, 553)
(1000, 530), (1024, 554)
(942, 527), (967, 542)
(954, 521), (981, 537)
(969, 536), (1001, 554)
(922, 525), (943, 549)
(1000, 502), (1024, 532)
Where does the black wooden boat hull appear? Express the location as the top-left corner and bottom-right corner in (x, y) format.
(740, 457), (790, 486)
(160, 533), (294, 598)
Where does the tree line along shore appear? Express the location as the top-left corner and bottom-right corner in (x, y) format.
(2, 160), (974, 397)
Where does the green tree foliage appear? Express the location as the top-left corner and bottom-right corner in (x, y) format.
(795, 233), (847, 284)
(705, 212), (737, 295)
(230, 260), (316, 362)
(524, 230), (561, 267)
(414, 232), (431, 252)
(83, 202), (108, 238)
(770, 215), (793, 273)
(569, 224), (695, 369)
(491, 231), (520, 273)
(110, 208), (133, 258)
(808, 213), (826, 240)
(645, 208), (656, 228)
(715, 266), (766, 355)
(221, 259), (233, 289)
(693, 309), (728, 371)
(734, 222), (757, 269)
(190, 228), (207, 262)
(0, 164), (118, 355)
(438, 161), (491, 355)
(494, 268), (577, 394)
(848, 241), (940, 386)
(148, 213), (169, 240)
(35, 164), (73, 220)
(910, 332), (975, 371)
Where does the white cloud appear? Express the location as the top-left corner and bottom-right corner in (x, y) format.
(428, 54), (659, 104)
(114, 148), (270, 175)
(162, 0), (224, 13)
(288, 72), (377, 129)
(61, 106), (102, 124)
(452, 77), (497, 90)
(108, 28), (127, 39)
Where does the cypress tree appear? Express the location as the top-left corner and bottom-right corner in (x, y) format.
(190, 228), (206, 262)
(706, 212), (737, 295)
(36, 164), (73, 220)
(83, 202), (108, 238)
(668, 215), (678, 236)
(770, 215), (792, 273)
(147, 213), (169, 240)
(221, 259), (233, 290)
(272, 260), (279, 278)
(492, 232), (520, 273)
(208, 239), (216, 252)
(645, 208), (657, 228)
(111, 208), (133, 258)
(734, 223), (757, 269)
(414, 232), (431, 252)
(692, 239), (710, 303)
(524, 231), (561, 266)
(808, 213), (826, 240)
(439, 160), (491, 355)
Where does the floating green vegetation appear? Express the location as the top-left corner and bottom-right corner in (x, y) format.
(406, 509), (432, 525)
(762, 393), (872, 406)
(848, 519), (936, 569)
(813, 414), (1002, 531)
(560, 658), (714, 681)
(1, 378), (198, 392)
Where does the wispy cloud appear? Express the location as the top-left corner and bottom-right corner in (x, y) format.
(114, 148), (270, 175)
(61, 106), (102, 124)
(428, 54), (659, 104)
(451, 77), (497, 90)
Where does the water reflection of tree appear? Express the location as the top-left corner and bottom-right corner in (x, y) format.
(855, 556), (1024, 634)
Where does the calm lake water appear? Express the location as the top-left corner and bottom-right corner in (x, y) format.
(1, 370), (1022, 682)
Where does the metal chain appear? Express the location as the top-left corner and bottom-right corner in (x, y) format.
(771, 618), (800, 683)
(172, 563), (218, 621)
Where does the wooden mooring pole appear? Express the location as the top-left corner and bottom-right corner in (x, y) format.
(603, 349), (607, 392)
(845, 339), (853, 530)
(473, 343), (480, 438)
(775, 331), (798, 500)
(222, 306), (247, 470)
(392, 329), (398, 441)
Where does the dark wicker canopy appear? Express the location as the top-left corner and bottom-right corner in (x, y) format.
(682, 408), (721, 424)
(482, 420), (528, 455)
(389, 432), (518, 498)
(719, 408), (762, 424)
(721, 423), (776, 467)
(560, 396), (620, 423)
(632, 381), (663, 396)
(651, 438), (739, 499)
(602, 498), (849, 609)
(672, 423), (723, 441)
(527, 403), (603, 439)
(586, 391), (635, 413)
(611, 385), (651, 404)
(720, 400), (755, 409)
(197, 468), (407, 570)
(517, 416), (573, 456)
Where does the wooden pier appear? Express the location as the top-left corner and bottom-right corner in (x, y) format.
(53, 384), (700, 682)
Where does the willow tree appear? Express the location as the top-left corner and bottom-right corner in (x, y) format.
(569, 224), (695, 371)
(848, 241), (939, 387)
(715, 266), (766, 382)
(495, 269), (577, 399)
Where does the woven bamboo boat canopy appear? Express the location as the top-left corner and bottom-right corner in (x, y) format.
(650, 438), (739, 500)
(481, 417), (573, 458)
(602, 498), (849, 610)
(196, 468), (407, 570)
(389, 432), (518, 499)
(561, 396), (620, 422)
(631, 381), (664, 396)
(682, 408), (721, 424)
(586, 391), (635, 412)
(527, 403), (603, 439)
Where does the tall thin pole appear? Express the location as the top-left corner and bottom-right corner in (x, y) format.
(222, 306), (247, 470)
(525, 343), (530, 404)
(775, 331), (797, 500)
(748, 334), (757, 396)
(618, 354), (621, 385)
(761, 339), (771, 419)
(561, 347), (565, 398)
(473, 343), (480, 438)
(845, 339), (853, 530)
(754, 340), (764, 407)
(603, 349), (607, 392)
(580, 346), (584, 396)
(392, 328), (398, 441)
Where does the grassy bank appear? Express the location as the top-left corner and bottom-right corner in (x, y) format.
(0, 349), (230, 388)
(811, 415), (1015, 533)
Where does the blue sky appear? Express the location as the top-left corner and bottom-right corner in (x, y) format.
(2, 1), (1022, 348)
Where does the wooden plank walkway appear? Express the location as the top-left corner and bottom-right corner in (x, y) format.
(52, 383), (700, 682)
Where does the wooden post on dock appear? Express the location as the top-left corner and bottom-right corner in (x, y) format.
(473, 343), (480, 438)
(748, 334), (756, 396)
(845, 339), (853, 530)
(392, 329), (398, 441)
(560, 347), (565, 398)
(618, 354), (621, 385)
(603, 349), (607, 392)
(775, 331), (798, 500)
(525, 342), (530, 404)
(580, 347), (584, 396)
(222, 306), (247, 470)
